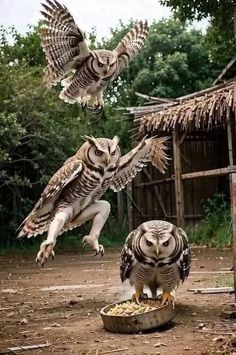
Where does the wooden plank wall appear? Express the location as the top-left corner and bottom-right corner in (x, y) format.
(132, 128), (229, 228)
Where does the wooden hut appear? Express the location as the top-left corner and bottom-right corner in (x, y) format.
(124, 58), (236, 295)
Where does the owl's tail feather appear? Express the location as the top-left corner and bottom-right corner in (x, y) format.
(17, 200), (56, 239)
(59, 78), (81, 104)
(17, 212), (52, 239)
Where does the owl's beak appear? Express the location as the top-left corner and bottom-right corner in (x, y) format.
(104, 155), (110, 165)
(155, 247), (160, 257)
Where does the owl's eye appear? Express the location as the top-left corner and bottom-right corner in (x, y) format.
(110, 62), (115, 66)
(111, 150), (116, 156)
(163, 240), (169, 247)
(146, 239), (153, 247)
(95, 149), (103, 156)
(98, 62), (104, 67)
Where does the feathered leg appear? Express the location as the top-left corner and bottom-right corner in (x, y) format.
(132, 283), (145, 304)
(69, 200), (111, 257)
(36, 207), (73, 267)
(86, 91), (104, 114)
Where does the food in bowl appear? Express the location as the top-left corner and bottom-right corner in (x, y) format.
(106, 299), (161, 317)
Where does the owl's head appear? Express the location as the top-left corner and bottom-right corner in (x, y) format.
(132, 224), (176, 267)
(92, 50), (117, 77)
(80, 135), (120, 167)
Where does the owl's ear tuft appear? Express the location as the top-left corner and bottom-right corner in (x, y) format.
(83, 135), (97, 146)
(112, 136), (119, 146)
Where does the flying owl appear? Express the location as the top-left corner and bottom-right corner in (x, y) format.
(17, 136), (168, 267)
(120, 220), (191, 305)
(40, 0), (149, 113)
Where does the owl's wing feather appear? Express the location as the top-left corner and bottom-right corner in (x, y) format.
(177, 228), (191, 282)
(40, 0), (90, 87)
(17, 157), (84, 238)
(110, 137), (169, 192)
(112, 21), (149, 79)
(120, 231), (136, 282)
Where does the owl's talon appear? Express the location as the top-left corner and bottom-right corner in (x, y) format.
(82, 236), (104, 257)
(132, 292), (144, 304)
(36, 243), (55, 268)
(93, 244), (104, 257)
(86, 104), (103, 114)
(158, 292), (175, 307)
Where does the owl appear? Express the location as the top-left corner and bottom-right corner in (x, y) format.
(17, 136), (168, 267)
(120, 220), (191, 305)
(40, 0), (149, 113)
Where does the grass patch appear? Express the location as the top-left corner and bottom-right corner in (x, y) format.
(187, 192), (232, 248)
(0, 218), (128, 256)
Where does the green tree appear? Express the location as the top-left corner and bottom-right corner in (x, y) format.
(105, 19), (214, 103)
(0, 18), (216, 248)
(0, 27), (129, 247)
(160, 0), (236, 70)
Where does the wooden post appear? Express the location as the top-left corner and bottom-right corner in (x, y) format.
(232, 172), (236, 300)
(127, 183), (133, 231)
(173, 126), (185, 227)
(117, 191), (124, 225)
(232, 81), (236, 299)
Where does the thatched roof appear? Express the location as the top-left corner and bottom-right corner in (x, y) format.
(128, 80), (236, 137)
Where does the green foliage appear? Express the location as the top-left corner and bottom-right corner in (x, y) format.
(0, 26), (129, 247)
(160, 0), (236, 72)
(187, 193), (232, 247)
(0, 17), (226, 250)
(105, 19), (214, 104)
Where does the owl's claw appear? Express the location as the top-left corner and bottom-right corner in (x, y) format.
(93, 245), (104, 258)
(36, 242), (55, 267)
(80, 97), (89, 110)
(158, 291), (175, 308)
(132, 291), (146, 304)
(86, 104), (103, 114)
(82, 235), (104, 258)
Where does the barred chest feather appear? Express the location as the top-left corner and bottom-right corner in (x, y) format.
(59, 163), (116, 213)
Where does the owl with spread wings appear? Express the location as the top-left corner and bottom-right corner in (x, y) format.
(17, 136), (168, 267)
(40, 0), (149, 113)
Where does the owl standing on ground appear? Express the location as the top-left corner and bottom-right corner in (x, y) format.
(17, 136), (168, 267)
(40, 0), (149, 113)
(120, 220), (191, 305)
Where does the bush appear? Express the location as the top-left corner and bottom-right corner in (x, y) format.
(187, 192), (232, 247)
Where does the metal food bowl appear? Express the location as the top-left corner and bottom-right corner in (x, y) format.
(100, 298), (175, 333)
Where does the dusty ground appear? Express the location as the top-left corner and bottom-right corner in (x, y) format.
(0, 247), (235, 355)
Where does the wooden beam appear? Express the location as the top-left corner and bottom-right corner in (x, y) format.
(181, 167), (231, 180)
(134, 214), (202, 219)
(135, 166), (233, 188)
(232, 173), (236, 300)
(232, 81), (236, 299)
(173, 127), (185, 227)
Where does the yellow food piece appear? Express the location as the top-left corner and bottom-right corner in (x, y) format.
(106, 300), (159, 316)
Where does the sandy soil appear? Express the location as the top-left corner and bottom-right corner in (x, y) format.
(0, 247), (235, 355)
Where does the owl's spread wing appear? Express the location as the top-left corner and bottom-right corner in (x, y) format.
(177, 228), (191, 282)
(40, 0), (91, 87)
(112, 21), (149, 79)
(120, 231), (136, 282)
(17, 157), (84, 238)
(110, 137), (169, 192)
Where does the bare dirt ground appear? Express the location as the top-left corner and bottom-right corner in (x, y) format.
(0, 247), (235, 355)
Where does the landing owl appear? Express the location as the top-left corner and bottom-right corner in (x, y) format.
(17, 136), (168, 267)
(40, 0), (149, 113)
(120, 220), (191, 304)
